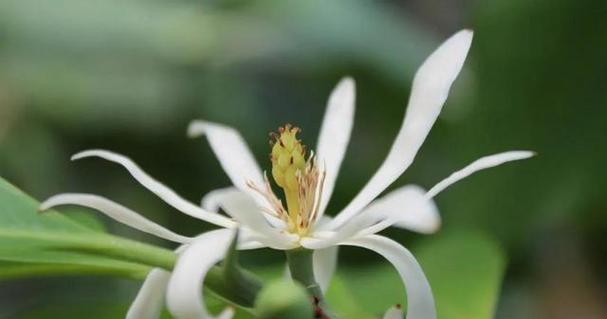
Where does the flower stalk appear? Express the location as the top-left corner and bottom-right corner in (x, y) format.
(285, 247), (335, 318)
(285, 248), (322, 298)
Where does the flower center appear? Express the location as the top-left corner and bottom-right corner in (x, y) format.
(268, 124), (325, 235)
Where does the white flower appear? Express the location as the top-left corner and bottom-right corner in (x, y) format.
(40, 29), (533, 319)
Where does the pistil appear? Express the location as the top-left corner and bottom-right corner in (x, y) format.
(269, 124), (323, 235)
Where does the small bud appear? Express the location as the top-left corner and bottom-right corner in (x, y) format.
(254, 280), (313, 319)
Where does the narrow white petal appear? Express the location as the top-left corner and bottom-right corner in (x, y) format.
(213, 189), (296, 250)
(187, 121), (283, 228)
(360, 185), (440, 234)
(383, 305), (404, 319)
(341, 235), (435, 319)
(187, 120), (263, 190)
(187, 121), (264, 195)
(201, 187), (285, 229)
(426, 150), (535, 198)
(200, 186), (244, 213)
(302, 214), (377, 250)
(313, 246), (339, 293)
(40, 193), (191, 243)
(304, 186), (438, 249)
(327, 30), (473, 230)
(72, 150), (234, 228)
(166, 229), (235, 319)
(127, 268), (171, 319)
(316, 77), (356, 220)
(216, 308), (235, 319)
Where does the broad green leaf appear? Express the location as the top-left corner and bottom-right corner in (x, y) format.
(0, 177), (175, 276)
(326, 275), (375, 319)
(0, 177), (261, 308)
(417, 231), (505, 319)
(61, 208), (107, 232)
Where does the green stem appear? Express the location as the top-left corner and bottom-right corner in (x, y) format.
(285, 248), (323, 298)
(80, 233), (262, 307)
(286, 248), (336, 318)
(0, 230), (261, 307)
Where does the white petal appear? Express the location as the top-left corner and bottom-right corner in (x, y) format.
(187, 121), (264, 197)
(341, 235), (435, 319)
(383, 305), (404, 319)
(360, 185), (440, 234)
(302, 214), (377, 250)
(187, 121), (284, 228)
(166, 229), (235, 319)
(200, 187), (238, 212)
(127, 268), (171, 319)
(72, 150), (234, 228)
(213, 188), (297, 250)
(201, 187), (285, 229)
(304, 186), (438, 249)
(313, 246), (339, 293)
(215, 308), (235, 319)
(40, 193), (191, 243)
(327, 30), (473, 230)
(316, 77), (356, 220)
(426, 150), (535, 198)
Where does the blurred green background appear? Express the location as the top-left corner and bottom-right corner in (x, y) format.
(0, 0), (606, 318)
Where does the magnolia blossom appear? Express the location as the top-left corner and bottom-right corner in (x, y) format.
(41, 29), (533, 319)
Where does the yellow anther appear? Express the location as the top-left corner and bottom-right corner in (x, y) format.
(270, 125), (307, 226)
(266, 124), (324, 236)
(271, 125), (306, 191)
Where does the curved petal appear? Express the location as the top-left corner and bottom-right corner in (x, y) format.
(213, 189), (296, 250)
(40, 193), (191, 243)
(304, 186), (438, 249)
(201, 187), (238, 212)
(71, 150), (234, 228)
(201, 187), (285, 229)
(383, 305), (404, 319)
(187, 121), (282, 228)
(426, 150), (535, 198)
(341, 235), (435, 319)
(316, 77), (356, 220)
(327, 30), (473, 230)
(127, 268), (171, 319)
(313, 246), (339, 293)
(187, 121), (265, 193)
(166, 229), (235, 319)
(360, 185), (440, 234)
(302, 214), (375, 250)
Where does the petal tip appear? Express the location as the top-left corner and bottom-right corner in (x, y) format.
(187, 120), (210, 138)
(70, 150), (91, 161)
(510, 150), (537, 160)
(70, 149), (109, 161)
(38, 196), (59, 212)
(382, 304), (404, 319)
(339, 76), (355, 88)
(427, 219), (441, 234)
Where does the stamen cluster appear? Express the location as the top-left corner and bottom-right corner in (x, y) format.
(257, 124), (326, 235)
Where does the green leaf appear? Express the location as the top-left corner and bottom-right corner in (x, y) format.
(417, 231), (506, 319)
(325, 276), (375, 319)
(61, 208), (107, 232)
(0, 177), (175, 277)
(0, 177), (264, 309)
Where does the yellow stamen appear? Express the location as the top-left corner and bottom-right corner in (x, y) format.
(268, 124), (323, 235)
